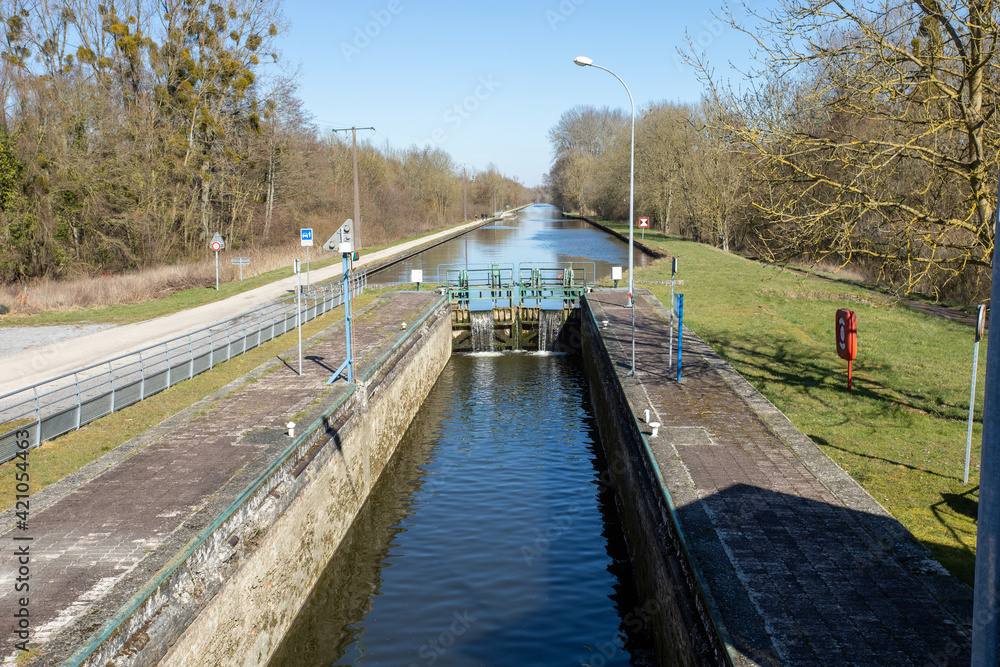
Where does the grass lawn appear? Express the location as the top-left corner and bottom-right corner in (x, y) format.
(0, 287), (393, 511)
(598, 221), (983, 586)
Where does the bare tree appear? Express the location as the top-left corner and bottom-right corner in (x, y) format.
(689, 0), (1000, 296)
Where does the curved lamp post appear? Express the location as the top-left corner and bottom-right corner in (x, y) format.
(574, 56), (636, 376)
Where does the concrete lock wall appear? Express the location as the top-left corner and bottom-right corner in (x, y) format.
(159, 303), (452, 666)
(579, 296), (729, 667)
(76, 299), (452, 667)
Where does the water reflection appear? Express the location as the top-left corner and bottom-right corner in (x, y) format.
(371, 204), (651, 285)
(269, 355), (657, 667)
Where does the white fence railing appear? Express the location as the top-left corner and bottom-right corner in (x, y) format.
(0, 272), (367, 464)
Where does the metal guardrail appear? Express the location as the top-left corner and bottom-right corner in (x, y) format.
(0, 272), (367, 464)
(438, 262), (594, 309)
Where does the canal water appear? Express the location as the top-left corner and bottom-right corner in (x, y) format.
(369, 205), (651, 285)
(269, 206), (659, 666)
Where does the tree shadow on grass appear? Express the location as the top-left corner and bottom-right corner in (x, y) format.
(809, 434), (957, 481)
(705, 333), (968, 421)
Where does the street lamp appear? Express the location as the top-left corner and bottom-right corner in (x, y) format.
(458, 163), (475, 222)
(574, 55), (637, 376)
(458, 163), (475, 269)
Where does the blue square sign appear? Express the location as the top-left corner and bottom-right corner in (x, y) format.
(301, 228), (314, 247)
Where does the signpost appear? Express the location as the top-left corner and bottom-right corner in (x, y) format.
(966, 304), (987, 483)
(639, 216), (649, 240)
(231, 257), (250, 281)
(327, 219), (357, 385)
(294, 258), (302, 375)
(669, 257), (678, 370)
(612, 266), (622, 289)
(836, 309), (858, 390)
(210, 232), (225, 290)
(411, 269), (423, 291)
(301, 228), (313, 285)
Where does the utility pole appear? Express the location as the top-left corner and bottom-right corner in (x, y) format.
(332, 126), (375, 250)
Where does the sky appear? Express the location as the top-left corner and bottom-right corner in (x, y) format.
(276, 0), (759, 188)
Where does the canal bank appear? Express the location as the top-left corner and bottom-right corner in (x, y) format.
(581, 288), (973, 666)
(0, 292), (451, 666)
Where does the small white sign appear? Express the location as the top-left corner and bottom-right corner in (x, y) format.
(301, 228), (313, 247)
(612, 266), (623, 280)
(337, 242), (353, 254)
(411, 269), (423, 283)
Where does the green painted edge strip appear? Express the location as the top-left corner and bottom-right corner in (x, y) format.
(581, 295), (738, 667)
(61, 293), (448, 667)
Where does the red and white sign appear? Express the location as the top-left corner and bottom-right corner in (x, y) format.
(211, 240), (222, 252)
(638, 216), (649, 228)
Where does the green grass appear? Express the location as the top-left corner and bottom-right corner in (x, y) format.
(0, 287), (394, 511)
(0, 220), (476, 328)
(599, 221), (983, 585)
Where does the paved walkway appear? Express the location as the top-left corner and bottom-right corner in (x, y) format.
(0, 219), (485, 397)
(0, 292), (442, 665)
(587, 289), (973, 666)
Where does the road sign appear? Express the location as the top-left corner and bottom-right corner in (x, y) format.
(638, 217), (650, 229)
(325, 219), (353, 251)
(210, 232), (225, 290)
(231, 257), (249, 281)
(301, 228), (314, 247)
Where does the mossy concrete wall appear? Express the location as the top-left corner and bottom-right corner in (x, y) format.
(155, 301), (452, 666)
(579, 296), (728, 667)
(70, 299), (452, 667)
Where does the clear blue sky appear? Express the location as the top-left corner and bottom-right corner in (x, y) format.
(277, 0), (757, 188)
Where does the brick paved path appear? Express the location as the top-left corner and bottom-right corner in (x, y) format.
(0, 292), (441, 665)
(587, 290), (972, 667)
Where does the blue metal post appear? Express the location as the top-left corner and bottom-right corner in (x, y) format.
(327, 253), (354, 385)
(676, 294), (684, 382)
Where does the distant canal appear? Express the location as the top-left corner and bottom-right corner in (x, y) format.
(269, 206), (660, 666)
(369, 204), (651, 285)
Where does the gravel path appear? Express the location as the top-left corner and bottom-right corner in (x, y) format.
(0, 324), (116, 361)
